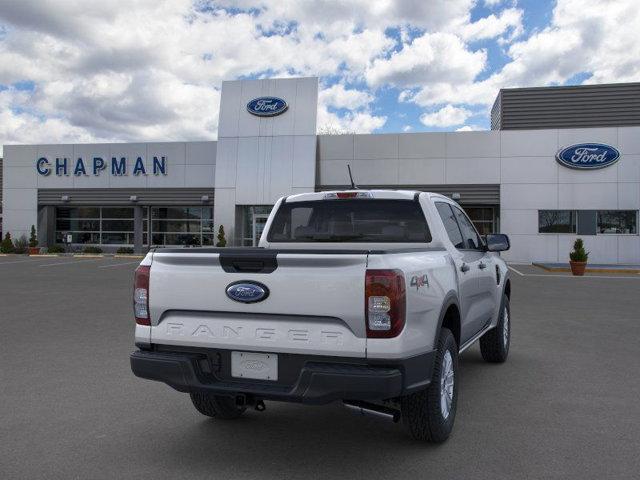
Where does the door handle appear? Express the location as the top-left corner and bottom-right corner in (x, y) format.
(460, 263), (470, 273)
(478, 262), (487, 270)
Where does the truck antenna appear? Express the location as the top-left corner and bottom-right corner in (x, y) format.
(347, 164), (358, 189)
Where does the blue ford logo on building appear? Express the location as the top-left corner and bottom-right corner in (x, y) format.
(226, 281), (269, 303)
(247, 97), (288, 117)
(556, 143), (620, 170)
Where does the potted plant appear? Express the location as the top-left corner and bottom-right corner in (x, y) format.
(569, 238), (589, 276)
(28, 225), (40, 255)
(14, 235), (29, 254)
(216, 225), (227, 247)
(1, 232), (15, 254)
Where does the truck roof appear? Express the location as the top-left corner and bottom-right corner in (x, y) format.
(285, 190), (450, 203)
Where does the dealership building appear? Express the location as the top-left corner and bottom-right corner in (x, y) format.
(1, 78), (639, 264)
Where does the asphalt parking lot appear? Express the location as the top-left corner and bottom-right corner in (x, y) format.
(1, 256), (639, 479)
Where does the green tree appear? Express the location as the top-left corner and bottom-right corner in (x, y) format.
(1, 232), (15, 253)
(569, 238), (589, 262)
(216, 225), (227, 247)
(29, 225), (38, 248)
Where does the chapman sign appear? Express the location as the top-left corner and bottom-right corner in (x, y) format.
(36, 156), (168, 177)
(556, 143), (620, 170)
(246, 97), (288, 117)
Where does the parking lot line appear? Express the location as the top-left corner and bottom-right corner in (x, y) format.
(507, 265), (525, 276)
(0, 257), (55, 266)
(38, 258), (103, 267)
(98, 261), (141, 269)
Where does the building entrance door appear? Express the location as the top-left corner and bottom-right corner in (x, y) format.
(252, 213), (269, 246)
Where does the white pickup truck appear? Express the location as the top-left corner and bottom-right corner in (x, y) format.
(131, 190), (512, 442)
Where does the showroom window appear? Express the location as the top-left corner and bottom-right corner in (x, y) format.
(150, 206), (214, 246)
(597, 210), (638, 234)
(56, 207), (141, 245)
(538, 210), (577, 233)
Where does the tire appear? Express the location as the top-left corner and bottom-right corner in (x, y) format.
(189, 392), (247, 419)
(480, 294), (511, 363)
(401, 328), (458, 443)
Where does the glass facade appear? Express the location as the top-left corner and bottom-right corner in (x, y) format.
(597, 210), (638, 234)
(56, 207), (142, 245)
(465, 206), (497, 235)
(150, 206), (214, 246)
(538, 210), (577, 233)
(539, 210), (638, 235)
(239, 205), (273, 246)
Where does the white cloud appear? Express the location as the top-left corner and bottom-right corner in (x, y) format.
(319, 84), (373, 110)
(402, 125), (413, 132)
(366, 32), (486, 88)
(456, 125), (484, 131)
(420, 105), (472, 127)
(459, 7), (523, 42)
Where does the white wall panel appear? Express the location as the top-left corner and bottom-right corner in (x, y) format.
(617, 154), (640, 183)
(354, 134), (398, 160)
(317, 135), (354, 160)
(218, 81), (242, 138)
(501, 156), (558, 184)
(293, 78), (319, 136)
(558, 183), (618, 209)
(71, 144), (110, 188)
(214, 138), (239, 189)
(185, 141), (216, 166)
(184, 165), (216, 188)
(618, 236), (640, 263)
(618, 127), (640, 155)
(500, 129), (558, 157)
(398, 158), (445, 184)
(398, 133), (446, 159)
(292, 135), (316, 188)
(446, 157), (500, 184)
(501, 183), (558, 209)
(503, 234), (559, 263)
(4, 167), (36, 189)
(501, 209), (540, 235)
(446, 131), (500, 158)
(558, 128), (618, 149)
(4, 145), (38, 167)
(558, 162), (618, 183)
(617, 182), (640, 209)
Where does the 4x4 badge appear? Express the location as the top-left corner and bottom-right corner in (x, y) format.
(410, 274), (429, 290)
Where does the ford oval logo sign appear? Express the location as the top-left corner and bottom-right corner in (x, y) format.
(556, 143), (620, 170)
(226, 281), (269, 303)
(247, 97), (288, 117)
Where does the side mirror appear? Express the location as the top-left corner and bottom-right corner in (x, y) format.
(485, 233), (510, 252)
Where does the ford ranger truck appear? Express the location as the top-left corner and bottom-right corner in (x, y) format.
(130, 190), (512, 442)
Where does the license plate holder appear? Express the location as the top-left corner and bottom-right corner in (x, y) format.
(231, 351), (278, 381)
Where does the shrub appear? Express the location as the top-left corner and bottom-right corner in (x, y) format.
(116, 247), (134, 254)
(216, 225), (227, 247)
(14, 235), (29, 254)
(1, 233), (15, 253)
(47, 245), (65, 254)
(29, 225), (38, 248)
(83, 246), (103, 254)
(569, 238), (589, 262)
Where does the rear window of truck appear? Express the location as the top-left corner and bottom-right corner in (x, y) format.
(267, 199), (432, 243)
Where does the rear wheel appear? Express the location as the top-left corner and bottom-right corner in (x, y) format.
(190, 392), (246, 419)
(401, 328), (458, 443)
(479, 295), (510, 363)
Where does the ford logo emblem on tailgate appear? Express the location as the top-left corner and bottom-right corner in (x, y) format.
(226, 281), (269, 303)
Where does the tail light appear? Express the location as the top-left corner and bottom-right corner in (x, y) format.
(365, 269), (406, 338)
(134, 265), (150, 326)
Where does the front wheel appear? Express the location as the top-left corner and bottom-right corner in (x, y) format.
(190, 392), (246, 419)
(479, 294), (511, 363)
(401, 327), (458, 442)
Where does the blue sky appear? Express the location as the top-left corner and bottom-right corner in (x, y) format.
(0, 0), (638, 151)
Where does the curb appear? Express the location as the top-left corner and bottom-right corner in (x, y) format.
(533, 263), (640, 274)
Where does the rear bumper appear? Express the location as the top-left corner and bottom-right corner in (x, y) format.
(130, 347), (435, 405)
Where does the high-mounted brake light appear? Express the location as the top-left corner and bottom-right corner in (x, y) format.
(324, 191), (373, 200)
(133, 265), (150, 326)
(365, 269), (406, 338)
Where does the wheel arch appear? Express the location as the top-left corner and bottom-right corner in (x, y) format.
(436, 293), (461, 350)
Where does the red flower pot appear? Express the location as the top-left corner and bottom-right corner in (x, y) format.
(569, 261), (587, 276)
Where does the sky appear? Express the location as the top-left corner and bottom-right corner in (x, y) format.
(0, 0), (639, 155)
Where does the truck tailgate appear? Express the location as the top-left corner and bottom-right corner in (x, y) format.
(148, 250), (368, 357)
